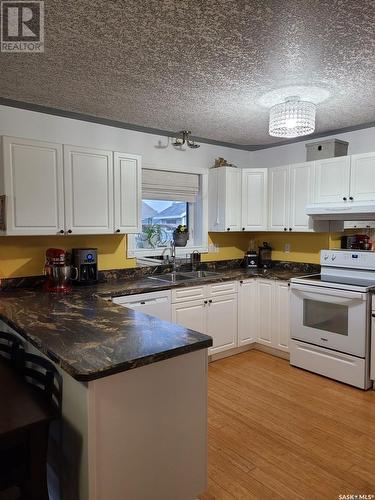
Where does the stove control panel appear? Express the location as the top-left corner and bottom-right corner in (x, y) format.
(320, 249), (375, 270)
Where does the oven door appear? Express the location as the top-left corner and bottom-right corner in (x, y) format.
(290, 283), (368, 357)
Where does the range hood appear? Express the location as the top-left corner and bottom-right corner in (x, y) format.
(306, 201), (375, 221)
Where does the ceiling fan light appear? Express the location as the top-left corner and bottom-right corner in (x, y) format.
(269, 97), (316, 138)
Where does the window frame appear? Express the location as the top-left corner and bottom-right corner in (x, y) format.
(127, 165), (208, 258)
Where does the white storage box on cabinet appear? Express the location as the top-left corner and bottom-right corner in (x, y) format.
(241, 169), (268, 231)
(1, 136), (65, 235)
(208, 167), (241, 232)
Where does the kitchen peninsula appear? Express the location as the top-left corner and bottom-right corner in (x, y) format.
(0, 286), (212, 500)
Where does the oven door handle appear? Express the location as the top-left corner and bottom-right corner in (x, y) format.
(290, 283), (367, 301)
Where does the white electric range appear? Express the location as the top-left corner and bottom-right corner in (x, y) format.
(289, 249), (374, 389)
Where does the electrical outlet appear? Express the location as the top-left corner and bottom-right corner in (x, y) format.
(284, 243), (291, 253)
(208, 243), (219, 253)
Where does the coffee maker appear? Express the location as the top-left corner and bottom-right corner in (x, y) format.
(72, 248), (98, 285)
(258, 242), (272, 269)
(44, 248), (72, 293)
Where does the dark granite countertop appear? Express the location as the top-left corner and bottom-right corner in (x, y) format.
(0, 265), (315, 382)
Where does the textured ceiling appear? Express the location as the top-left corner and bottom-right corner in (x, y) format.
(1, 0), (375, 147)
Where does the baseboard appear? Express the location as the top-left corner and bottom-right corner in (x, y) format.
(209, 343), (290, 363)
(254, 344), (290, 361)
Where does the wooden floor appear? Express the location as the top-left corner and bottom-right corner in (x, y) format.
(199, 350), (375, 500)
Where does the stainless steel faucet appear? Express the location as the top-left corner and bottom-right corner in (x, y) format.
(170, 240), (176, 272)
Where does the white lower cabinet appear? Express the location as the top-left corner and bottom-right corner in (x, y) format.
(238, 278), (291, 353)
(272, 281), (290, 352)
(171, 283), (238, 355)
(172, 299), (207, 335)
(257, 279), (274, 346)
(207, 295), (237, 355)
(238, 280), (258, 346)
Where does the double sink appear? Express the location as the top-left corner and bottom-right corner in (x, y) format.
(148, 270), (221, 284)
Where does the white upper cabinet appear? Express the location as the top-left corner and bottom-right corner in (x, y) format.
(241, 168), (268, 231)
(268, 165), (289, 231)
(64, 145), (114, 235)
(349, 152), (375, 202)
(113, 152), (141, 234)
(208, 167), (241, 232)
(289, 162), (315, 231)
(314, 156), (351, 203)
(1, 136), (64, 235)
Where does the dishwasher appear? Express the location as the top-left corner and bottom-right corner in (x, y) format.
(112, 290), (172, 322)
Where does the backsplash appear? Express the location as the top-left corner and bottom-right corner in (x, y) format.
(0, 232), (249, 279)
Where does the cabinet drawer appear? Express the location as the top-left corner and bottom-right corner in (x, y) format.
(172, 286), (207, 303)
(208, 281), (237, 297)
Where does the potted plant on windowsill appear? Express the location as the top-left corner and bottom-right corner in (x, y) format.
(173, 225), (189, 247)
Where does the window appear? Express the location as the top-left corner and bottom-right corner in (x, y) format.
(127, 168), (208, 258)
(136, 199), (190, 249)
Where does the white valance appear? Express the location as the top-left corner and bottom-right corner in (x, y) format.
(142, 169), (200, 203)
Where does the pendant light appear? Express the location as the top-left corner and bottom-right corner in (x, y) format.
(269, 96), (316, 138)
(172, 130), (200, 149)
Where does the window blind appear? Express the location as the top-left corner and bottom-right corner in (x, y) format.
(142, 169), (200, 202)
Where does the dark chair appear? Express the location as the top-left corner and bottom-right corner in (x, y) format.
(0, 331), (62, 500)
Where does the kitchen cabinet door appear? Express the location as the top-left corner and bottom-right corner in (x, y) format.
(241, 168), (268, 231)
(314, 156), (351, 203)
(272, 281), (290, 352)
(207, 294), (237, 355)
(2, 136), (64, 235)
(350, 152), (375, 202)
(208, 167), (241, 232)
(268, 165), (290, 231)
(114, 152), (142, 234)
(238, 280), (258, 346)
(257, 280), (273, 346)
(172, 299), (206, 335)
(289, 162), (315, 232)
(64, 145), (114, 234)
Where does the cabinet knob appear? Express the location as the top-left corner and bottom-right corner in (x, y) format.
(239, 280), (243, 284)
(343, 197), (347, 201)
(289, 228), (292, 231)
(116, 229), (121, 233)
(284, 227), (287, 231)
(59, 230), (64, 234)
(204, 300), (208, 304)
(208, 299), (212, 303)
(242, 227), (245, 231)
(227, 228), (230, 231)
(372, 313), (375, 318)
(67, 229), (72, 234)
(349, 196), (354, 201)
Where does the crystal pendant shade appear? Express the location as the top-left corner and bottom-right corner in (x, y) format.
(269, 96), (316, 138)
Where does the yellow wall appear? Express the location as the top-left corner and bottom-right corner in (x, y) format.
(249, 232), (331, 265)
(0, 232), (250, 279)
(0, 231), (346, 279)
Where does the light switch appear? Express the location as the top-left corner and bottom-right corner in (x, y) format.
(284, 243), (291, 253)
